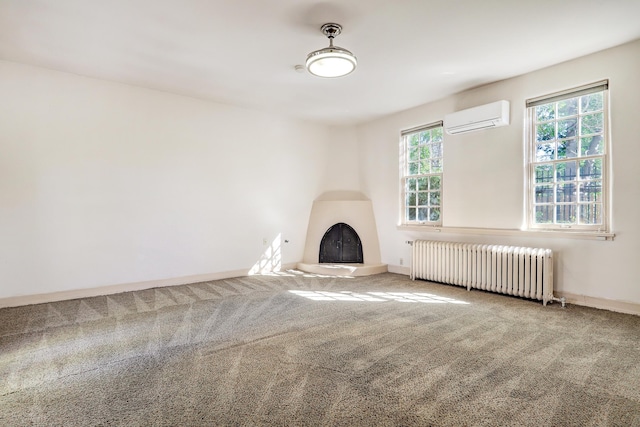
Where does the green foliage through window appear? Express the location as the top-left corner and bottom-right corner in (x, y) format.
(529, 84), (607, 229)
(402, 124), (443, 224)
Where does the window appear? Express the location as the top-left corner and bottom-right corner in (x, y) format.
(526, 81), (608, 231)
(400, 122), (443, 225)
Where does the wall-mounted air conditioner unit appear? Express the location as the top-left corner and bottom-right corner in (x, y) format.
(444, 100), (510, 135)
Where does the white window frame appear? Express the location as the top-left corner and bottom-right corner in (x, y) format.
(526, 80), (609, 232)
(399, 121), (444, 226)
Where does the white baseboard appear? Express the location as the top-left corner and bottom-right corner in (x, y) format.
(387, 264), (410, 276)
(0, 263), (298, 309)
(555, 291), (640, 316)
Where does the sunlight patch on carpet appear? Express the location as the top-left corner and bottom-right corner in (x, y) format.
(289, 290), (469, 304)
(255, 269), (355, 279)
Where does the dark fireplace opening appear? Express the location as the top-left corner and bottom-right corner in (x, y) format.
(319, 223), (363, 264)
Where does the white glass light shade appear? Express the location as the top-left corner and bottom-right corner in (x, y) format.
(306, 47), (357, 78)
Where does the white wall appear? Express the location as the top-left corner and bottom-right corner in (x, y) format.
(0, 60), (333, 299)
(322, 125), (361, 191)
(357, 39), (640, 306)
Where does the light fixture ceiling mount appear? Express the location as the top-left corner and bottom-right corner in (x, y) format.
(306, 23), (357, 78)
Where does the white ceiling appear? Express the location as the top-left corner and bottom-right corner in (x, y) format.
(2, 0), (639, 125)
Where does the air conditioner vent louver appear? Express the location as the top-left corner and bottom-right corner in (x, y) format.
(444, 100), (510, 135)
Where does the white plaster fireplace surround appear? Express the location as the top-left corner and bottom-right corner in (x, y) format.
(297, 191), (388, 276)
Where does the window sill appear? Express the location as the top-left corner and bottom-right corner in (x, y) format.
(397, 225), (615, 241)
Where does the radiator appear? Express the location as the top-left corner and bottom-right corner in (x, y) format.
(410, 240), (554, 305)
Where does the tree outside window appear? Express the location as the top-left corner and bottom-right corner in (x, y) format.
(528, 82), (608, 230)
(401, 123), (443, 225)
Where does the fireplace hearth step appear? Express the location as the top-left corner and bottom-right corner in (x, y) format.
(296, 262), (387, 277)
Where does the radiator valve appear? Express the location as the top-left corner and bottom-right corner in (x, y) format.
(552, 296), (567, 308)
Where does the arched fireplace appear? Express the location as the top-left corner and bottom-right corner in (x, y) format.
(319, 223), (363, 264)
(297, 191), (387, 276)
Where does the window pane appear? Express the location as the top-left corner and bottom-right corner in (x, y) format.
(419, 145), (430, 160)
(431, 159), (442, 173)
(407, 208), (416, 221)
(579, 158), (602, 180)
(580, 203), (602, 225)
(556, 161), (577, 181)
(581, 93), (603, 113)
(579, 181), (602, 202)
(535, 185), (553, 203)
(418, 208), (428, 221)
(417, 177), (428, 191)
(408, 162), (419, 175)
(536, 143), (555, 161)
(419, 131), (431, 144)
(406, 178), (416, 192)
(409, 146), (420, 161)
(536, 123), (555, 142)
(580, 113), (603, 135)
(558, 118), (577, 139)
(406, 192), (416, 206)
(420, 160), (430, 174)
(536, 103), (555, 122)
(432, 127), (443, 142)
(556, 183), (576, 203)
(430, 208), (441, 221)
(535, 164), (553, 183)
(431, 142), (443, 159)
(580, 136), (604, 156)
(556, 205), (576, 224)
(557, 139), (577, 159)
(417, 192), (428, 206)
(557, 98), (578, 117)
(429, 176), (441, 190)
(535, 205), (553, 224)
(430, 191), (441, 206)
(408, 134), (419, 148)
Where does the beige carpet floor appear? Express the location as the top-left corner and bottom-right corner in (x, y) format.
(1, 271), (639, 426)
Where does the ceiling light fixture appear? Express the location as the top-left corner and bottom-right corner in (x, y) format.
(306, 23), (357, 78)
